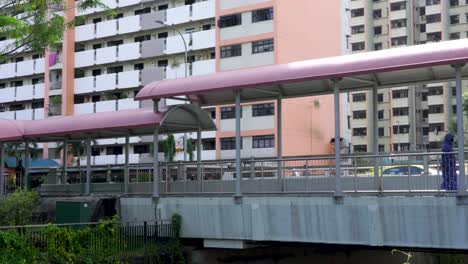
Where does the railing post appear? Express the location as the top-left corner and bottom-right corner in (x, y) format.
(277, 95), (283, 191)
(250, 157), (255, 178)
(153, 127), (160, 198)
(333, 79), (343, 200)
(234, 89), (242, 202)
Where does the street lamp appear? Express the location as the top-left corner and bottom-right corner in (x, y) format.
(396, 121), (401, 151)
(155, 20), (189, 161)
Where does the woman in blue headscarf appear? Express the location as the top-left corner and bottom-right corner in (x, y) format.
(441, 133), (457, 191)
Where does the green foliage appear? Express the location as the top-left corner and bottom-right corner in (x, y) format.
(0, 190), (39, 226)
(55, 139), (97, 166)
(392, 249), (412, 264)
(0, 0), (108, 63)
(151, 134), (177, 162)
(187, 138), (194, 161)
(5, 142), (39, 160)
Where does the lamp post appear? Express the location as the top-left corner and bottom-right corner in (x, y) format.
(156, 20), (189, 161)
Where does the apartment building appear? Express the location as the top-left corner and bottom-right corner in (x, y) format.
(348, 0), (468, 153)
(0, 0), (348, 166)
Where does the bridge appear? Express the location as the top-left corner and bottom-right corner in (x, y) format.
(2, 39), (468, 250)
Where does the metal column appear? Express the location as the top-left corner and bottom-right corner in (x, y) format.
(153, 127), (160, 198)
(24, 141), (30, 190)
(85, 138), (91, 195)
(333, 80), (343, 197)
(124, 135), (130, 194)
(455, 65), (466, 195)
(277, 95), (283, 189)
(372, 86), (380, 191)
(62, 139), (68, 184)
(197, 126), (202, 181)
(235, 90), (242, 200)
(0, 143), (4, 196)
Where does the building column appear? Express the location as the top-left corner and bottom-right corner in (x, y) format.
(235, 90), (242, 200)
(24, 141), (30, 191)
(62, 139), (68, 184)
(85, 138), (91, 195)
(333, 80), (342, 198)
(153, 127), (160, 198)
(124, 135), (130, 193)
(277, 95), (283, 189)
(454, 65), (466, 195)
(0, 143), (4, 196)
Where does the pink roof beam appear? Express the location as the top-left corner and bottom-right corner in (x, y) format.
(135, 39), (468, 106)
(0, 105), (216, 142)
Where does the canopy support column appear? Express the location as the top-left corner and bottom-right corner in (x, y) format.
(333, 80), (343, 199)
(235, 90), (242, 202)
(277, 95), (283, 190)
(62, 138), (68, 184)
(372, 86), (380, 192)
(0, 143), (4, 196)
(124, 135), (130, 194)
(85, 138), (91, 195)
(24, 141), (30, 191)
(454, 65), (466, 195)
(197, 126), (202, 182)
(153, 127), (160, 198)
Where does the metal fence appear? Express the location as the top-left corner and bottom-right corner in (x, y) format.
(0, 221), (173, 253)
(21, 151), (468, 196)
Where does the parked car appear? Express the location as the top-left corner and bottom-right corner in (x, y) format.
(380, 165), (438, 176)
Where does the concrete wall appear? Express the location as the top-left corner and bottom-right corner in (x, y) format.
(120, 196), (468, 250)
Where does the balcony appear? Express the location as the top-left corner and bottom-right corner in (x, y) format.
(96, 100), (117, 113)
(95, 73), (116, 92)
(0, 88), (15, 103)
(75, 76), (94, 94)
(0, 58), (45, 79)
(141, 39), (165, 58)
(117, 70), (140, 89)
(118, 42), (141, 61)
(165, 29), (216, 55)
(117, 98), (140, 110)
(118, 15), (141, 34)
(74, 102), (95, 115)
(425, 5), (440, 15)
(15, 109), (34, 120)
(76, 24), (94, 41)
(192, 59), (215, 76)
(166, 5), (190, 25)
(140, 11), (166, 31)
(426, 22), (441, 33)
(141, 67), (165, 85)
(75, 50), (95, 67)
(0, 63), (16, 79)
(75, 70), (141, 94)
(428, 113), (444, 124)
(96, 46), (117, 64)
(427, 95), (443, 105)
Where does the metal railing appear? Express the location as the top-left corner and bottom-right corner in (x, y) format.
(22, 151), (468, 196)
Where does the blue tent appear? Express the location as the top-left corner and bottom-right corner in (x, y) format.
(5, 157), (59, 168)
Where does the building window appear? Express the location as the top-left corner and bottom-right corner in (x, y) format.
(378, 110), (384, 119)
(32, 101), (44, 109)
(218, 14), (242, 28)
(354, 145), (367, 152)
(373, 9), (382, 18)
(429, 123), (444, 133)
(374, 43), (383, 50)
(378, 145), (385, 152)
(353, 110), (366, 119)
(428, 86), (443, 95)
(220, 44), (242, 58)
(450, 15), (459, 24)
(378, 127), (385, 137)
(393, 143), (410, 151)
(134, 63), (144, 70)
(450, 32), (460, 40)
(351, 25), (365, 34)
(378, 93), (384, 102)
(92, 69), (101, 76)
(429, 105), (444, 114)
(393, 107), (409, 116)
(92, 17), (102, 24)
(107, 39), (123, 47)
(450, 0), (459, 6)
(221, 137), (242, 150)
(352, 93), (366, 102)
(391, 19), (407, 28)
(426, 0), (440, 5)
(134, 7), (150, 15)
(134, 35), (150, 42)
(158, 4), (168, 10)
(353, 127), (367, 136)
(158, 32), (168, 39)
(374, 26), (382, 35)
(423, 127), (429, 136)
(134, 144), (150, 154)
(221, 106), (241, 119)
(352, 42), (365, 51)
(107, 65), (123, 74)
(202, 138), (216, 151)
(106, 146), (123, 155)
(392, 89), (408, 98)
(252, 8), (273, 23)
(420, 24), (426, 33)
(158, 59), (168, 67)
(427, 32), (441, 42)
(452, 87), (457, 96)
(252, 39), (274, 54)
(351, 8), (364, 17)
(453, 105), (457, 114)
(426, 14), (441, 24)
(393, 125), (410, 134)
(252, 135), (275, 149)
(252, 103), (274, 117)
(390, 1), (406, 11)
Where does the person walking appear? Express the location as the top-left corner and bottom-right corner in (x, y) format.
(441, 133), (457, 191)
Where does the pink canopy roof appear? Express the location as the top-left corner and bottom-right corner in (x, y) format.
(136, 39), (468, 106)
(0, 106), (216, 142)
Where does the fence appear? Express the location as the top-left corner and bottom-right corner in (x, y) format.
(0, 221), (173, 254)
(20, 151), (468, 196)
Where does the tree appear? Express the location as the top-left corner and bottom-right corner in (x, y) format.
(0, 190), (39, 226)
(55, 140), (97, 167)
(4, 142), (39, 161)
(0, 0), (108, 63)
(187, 138), (194, 161)
(150, 134), (177, 162)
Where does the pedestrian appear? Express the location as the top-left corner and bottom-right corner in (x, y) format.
(441, 133), (457, 191)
